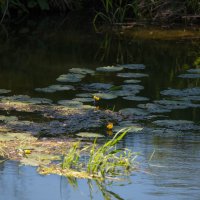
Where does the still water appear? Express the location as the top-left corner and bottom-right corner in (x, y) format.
(0, 14), (200, 200)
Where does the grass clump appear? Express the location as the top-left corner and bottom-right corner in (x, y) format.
(50, 128), (138, 180)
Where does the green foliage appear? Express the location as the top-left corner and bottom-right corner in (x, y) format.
(62, 129), (137, 179)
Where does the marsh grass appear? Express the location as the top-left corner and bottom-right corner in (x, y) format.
(60, 128), (138, 179)
(93, 0), (135, 25)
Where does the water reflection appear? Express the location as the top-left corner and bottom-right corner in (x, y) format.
(0, 14), (200, 200)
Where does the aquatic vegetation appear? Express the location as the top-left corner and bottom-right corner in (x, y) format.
(69, 68), (95, 75)
(0, 129), (138, 180)
(178, 74), (200, 79)
(117, 73), (149, 78)
(187, 68), (200, 73)
(76, 132), (105, 138)
(124, 79), (141, 84)
(35, 85), (74, 93)
(56, 73), (85, 83)
(119, 108), (149, 117)
(72, 97), (94, 103)
(106, 122), (113, 130)
(153, 120), (200, 131)
(118, 64), (145, 70)
(0, 89), (11, 94)
(83, 83), (113, 91)
(93, 93), (118, 100)
(123, 96), (149, 101)
(57, 100), (83, 108)
(96, 66), (123, 72)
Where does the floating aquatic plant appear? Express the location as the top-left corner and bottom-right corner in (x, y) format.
(57, 73), (85, 83)
(35, 85), (74, 93)
(178, 74), (200, 79)
(96, 66), (124, 72)
(69, 68), (95, 75)
(0, 89), (11, 94)
(118, 64), (145, 70)
(57, 100), (83, 108)
(117, 73), (149, 78)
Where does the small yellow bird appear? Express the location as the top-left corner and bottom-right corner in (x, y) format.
(106, 122), (113, 130)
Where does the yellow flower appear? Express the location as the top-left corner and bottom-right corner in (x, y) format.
(93, 95), (100, 101)
(106, 122), (113, 130)
(24, 149), (32, 154)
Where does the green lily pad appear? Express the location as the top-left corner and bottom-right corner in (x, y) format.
(35, 85), (74, 93)
(72, 97), (94, 103)
(69, 68), (95, 75)
(56, 73), (85, 83)
(0, 89), (11, 94)
(187, 68), (200, 73)
(113, 125), (143, 133)
(96, 66), (123, 72)
(76, 132), (105, 138)
(138, 103), (171, 113)
(124, 79), (141, 84)
(76, 93), (93, 98)
(83, 83), (113, 91)
(123, 96), (149, 101)
(160, 87), (200, 97)
(118, 64), (145, 70)
(153, 119), (200, 131)
(154, 99), (195, 109)
(117, 73), (149, 78)
(57, 100), (83, 108)
(93, 93), (118, 99)
(1, 95), (52, 105)
(178, 74), (200, 79)
(122, 84), (144, 91)
(119, 108), (149, 116)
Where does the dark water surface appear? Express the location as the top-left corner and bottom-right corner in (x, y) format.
(0, 14), (200, 200)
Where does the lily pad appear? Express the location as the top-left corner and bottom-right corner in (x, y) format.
(57, 100), (83, 108)
(117, 73), (148, 78)
(0, 89), (11, 94)
(152, 120), (200, 131)
(76, 132), (105, 138)
(178, 74), (200, 79)
(113, 124), (144, 133)
(35, 85), (74, 93)
(93, 93), (118, 99)
(187, 68), (200, 73)
(69, 68), (95, 75)
(160, 87), (200, 97)
(1, 95), (52, 105)
(56, 73), (85, 83)
(83, 83), (113, 91)
(72, 97), (94, 103)
(138, 103), (171, 113)
(118, 64), (145, 70)
(123, 96), (149, 101)
(76, 93), (93, 98)
(124, 79), (141, 84)
(119, 108), (149, 117)
(154, 99), (195, 109)
(96, 66), (123, 72)
(122, 84), (144, 91)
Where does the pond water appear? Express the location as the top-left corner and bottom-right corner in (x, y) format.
(0, 14), (200, 200)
